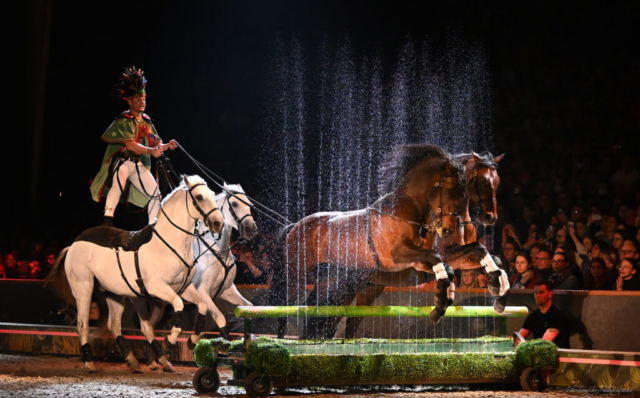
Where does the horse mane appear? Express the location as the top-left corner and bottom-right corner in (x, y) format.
(161, 175), (208, 206)
(216, 184), (246, 201)
(379, 144), (461, 194)
(454, 151), (499, 170)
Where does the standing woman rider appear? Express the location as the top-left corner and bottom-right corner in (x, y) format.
(90, 67), (177, 226)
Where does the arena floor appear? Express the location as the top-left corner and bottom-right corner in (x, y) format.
(0, 353), (620, 397)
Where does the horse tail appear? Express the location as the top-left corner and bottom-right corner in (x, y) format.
(267, 223), (296, 306)
(45, 247), (76, 308)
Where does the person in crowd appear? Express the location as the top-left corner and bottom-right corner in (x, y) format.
(549, 252), (580, 289)
(583, 257), (611, 290)
(0, 254), (5, 279)
(457, 269), (479, 289)
(3, 253), (19, 279)
(529, 242), (544, 263)
(476, 269), (488, 288)
(615, 258), (640, 291)
(535, 248), (554, 280)
(40, 252), (57, 279)
(256, 251), (273, 285)
(501, 237), (520, 277)
(510, 252), (544, 289)
(612, 231), (626, 251)
(619, 239), (639, 262)
(234, 250), (267, 284)
(516, 280), (570, 349)
(597, 216), (618, 246)
(29, 261), (43, 279)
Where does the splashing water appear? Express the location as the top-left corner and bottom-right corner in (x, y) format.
(260, 33), (494, 343)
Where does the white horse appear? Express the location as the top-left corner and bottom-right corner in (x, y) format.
(120, 183), (257, 372)
(48, 175), (225, 372)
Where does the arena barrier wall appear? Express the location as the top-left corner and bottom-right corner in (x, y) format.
(1, 280), (639, 351)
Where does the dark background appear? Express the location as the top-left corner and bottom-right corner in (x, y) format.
(8, 1), (640, 250)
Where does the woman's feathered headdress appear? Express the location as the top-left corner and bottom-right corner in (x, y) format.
(114, 66), (147, 100)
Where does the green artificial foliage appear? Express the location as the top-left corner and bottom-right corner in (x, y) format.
(278, 352), (518, 384)
(515, 339), (559, 370)
(193, 338), (242, 367)
(244, 336), (292, 377)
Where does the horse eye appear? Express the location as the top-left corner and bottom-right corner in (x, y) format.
(232, 202), (238, 208)
(196, 195), (203, 201)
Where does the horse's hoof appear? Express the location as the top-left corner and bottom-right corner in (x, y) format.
(163, 364), (176, 373)
(486, 270), (502, 296)
(429, 307), (446, 324)
(494, 295), (508, 314)
(447, 299), (454, 307)
(148, 362), (161, 371)
(187, 337), (196, 351)
(85, 361), (97, 372)
(131, 368), (143, 374)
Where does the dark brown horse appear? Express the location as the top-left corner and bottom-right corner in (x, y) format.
(275, 144), (482, 338)
(343, 151), (506, 337)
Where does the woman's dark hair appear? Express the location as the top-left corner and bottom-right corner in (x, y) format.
(516, 252), (532, 269)
(621, 257), (640, 272)
(590, 257), (607, 271)
(555, 252), (570, 263)
(504, 237), (522, 251)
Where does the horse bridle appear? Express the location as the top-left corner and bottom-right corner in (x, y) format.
(153, 183), (223, 295)
(369, 174), (461, 237)
(220, 190), (255, 239)
(432, 175), (461, 227)
(467, 167), (497, 220)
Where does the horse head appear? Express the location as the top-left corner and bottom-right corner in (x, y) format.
(430, 159), (466, 239)
(219, 183), (258, 240)
(183, 175), (224, 233)
(466, 152), (503, 225)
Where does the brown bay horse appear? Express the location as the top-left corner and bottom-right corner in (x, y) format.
(274, 144), (480, 338)
(342, 151), (507, 337)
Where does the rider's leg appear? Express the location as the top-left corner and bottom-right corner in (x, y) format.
(129, 163), (160, 224)
(104, 160), (133, 226)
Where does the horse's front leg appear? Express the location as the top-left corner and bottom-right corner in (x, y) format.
(218, 284), (253, 307)
(444, 242), (509, 298)
(131, 298), (173, 372)
(181, 284), (220, 347)
(144, 284), (186, 352)
(391, 240), (451, 321)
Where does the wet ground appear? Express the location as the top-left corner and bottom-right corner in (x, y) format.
(0, 353), (625, 397)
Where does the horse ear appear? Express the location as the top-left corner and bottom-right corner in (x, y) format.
(493, 153), (505, 163)
(182, 174), (190, 186)
(472, 152), (483, 163)
(445, 160), (455, 175)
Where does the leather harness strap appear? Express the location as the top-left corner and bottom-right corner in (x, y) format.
(365, 208), (384, 270)
(115, 247), (150, 299)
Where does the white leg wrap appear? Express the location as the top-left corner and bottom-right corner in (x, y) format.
(498, 269), (510, 296)
(480, 254), (499, 273)
(433, 263), (447, 280)
(447, 282), (455, 300)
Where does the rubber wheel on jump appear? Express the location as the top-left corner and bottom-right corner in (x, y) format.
(245, 371), (273, 397)
(520, 366), (545, 391)
(193, 367), (220, 394)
